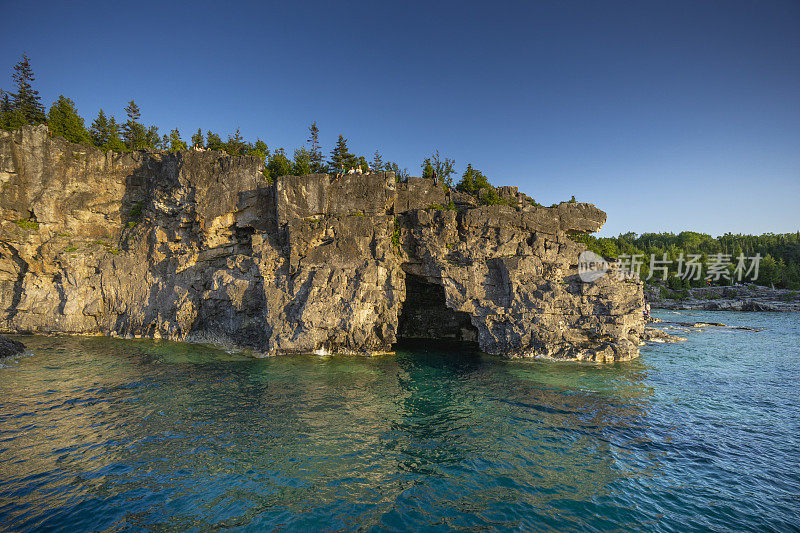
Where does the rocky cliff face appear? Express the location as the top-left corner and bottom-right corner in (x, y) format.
(0, 125), (644, 361)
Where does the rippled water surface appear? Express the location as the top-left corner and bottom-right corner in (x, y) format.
(1, 310), (799, 531)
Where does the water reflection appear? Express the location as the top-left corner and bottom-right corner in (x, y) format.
(387, 347), (657, 527)
(1, 335), (655, 530)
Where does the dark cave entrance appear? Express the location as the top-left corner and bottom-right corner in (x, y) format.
(395, 273), (479, 350)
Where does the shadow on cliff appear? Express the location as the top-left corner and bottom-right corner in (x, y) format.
(0, 242), (29, 329)
(394, 272), (480, 354)
(112, 150), (280, 349)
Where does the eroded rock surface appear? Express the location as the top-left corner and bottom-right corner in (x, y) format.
(0, 125), (645, 361)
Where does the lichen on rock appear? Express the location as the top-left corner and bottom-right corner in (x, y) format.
(0, 125), (645, 361)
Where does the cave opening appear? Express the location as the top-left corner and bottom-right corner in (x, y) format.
(395, 273), (479, 350)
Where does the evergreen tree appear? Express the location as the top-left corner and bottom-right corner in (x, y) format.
(371, 150), (384, 172)
(422, 159), (434, 179)
(479, 186), (504, 206)
(421, 150), (456, 186)
(307, 122), (325, 172)
(250, 139), (271, 181)
(122, 100), (147, 150)
(329, 134), (356, 170)
(105, 116), (125, 151)
(456, 163), (491, 196)
(191, 128), (204, 149)
(90, 110), (125, 151)
(124, 99), (141, 122)
(145, 125), (160, 149)
(456, 164), (475, 194)
(385, 161), (409, 180)
(225, 128), (246, 156)
(760, 255), (779, 287)
(168, 128), (187, 151)
(0, 90), (15, 130)
(89, 109), (110, 146)
(205, 131), (224, 151)
(293, 147), (313, 175)
(47, 95), (90, 144)
(250, 139), (269, 161)
(10, 54), (46, 125)
(265, 148), (293, 180)
(7, 107), (25, 130)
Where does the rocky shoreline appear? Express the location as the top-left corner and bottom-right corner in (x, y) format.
(0, 125), (645, 362)
(646, 283), (800, 312)
(639, 314), (765, 346)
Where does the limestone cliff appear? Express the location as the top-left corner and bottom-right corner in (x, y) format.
(0, 125), (645, 361)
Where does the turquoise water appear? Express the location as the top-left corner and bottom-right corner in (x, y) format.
(1, 311), (798, 532)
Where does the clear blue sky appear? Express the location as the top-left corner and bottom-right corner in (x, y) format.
(1, 0), (798, 236)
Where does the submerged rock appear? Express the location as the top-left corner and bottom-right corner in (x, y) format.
(659, 320), (764, 332)
(0, 335), (25, 358)
(0, 125), (645, 361)
(641, 318), (764, 345)
(642, 327), (686, 343)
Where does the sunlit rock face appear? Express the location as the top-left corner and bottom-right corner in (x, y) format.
(0, 125), (644, 361)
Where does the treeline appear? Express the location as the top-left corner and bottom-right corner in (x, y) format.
(0, 55), (417, 182)
(0, 54), (517, 201)
(573, 231), (800, 289)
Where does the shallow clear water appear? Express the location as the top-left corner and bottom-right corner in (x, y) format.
(1, 311), (798, 532)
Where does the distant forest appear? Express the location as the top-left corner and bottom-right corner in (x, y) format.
(2, 55), (797, 289)
(573, 232), (800, 290)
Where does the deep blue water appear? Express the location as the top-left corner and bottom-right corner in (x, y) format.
(1, 310), (799, 532)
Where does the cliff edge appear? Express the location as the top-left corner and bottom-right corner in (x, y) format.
(0, 125), (644, 361)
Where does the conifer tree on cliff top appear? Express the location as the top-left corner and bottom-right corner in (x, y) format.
(292, 146), (313, 175)
(0, 90), (16, 130)
(371, 150), (385, 173)
(10, 54), (46, 125)
(205, 131), (224, 151)
(191, 128), (204, 149)
(307, 122), (325, 173)
(89, 109), (110, 146)
(421, 150), (456, 186)
(122, 100), (148, 150)
(225, 128), (246, 156)
(456, 163), (490, 196)
(266, 147), (293, 179)
(148, 126), (161, 149)
(106, 116), (125, 151)
(47, 95), (90, 144)
(89, 109), (124, 151)
(330, 134), (356, 170)
(168, 128), (188, 151)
